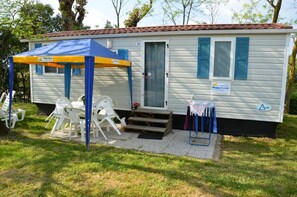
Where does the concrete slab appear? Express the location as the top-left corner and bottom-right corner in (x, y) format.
(49, 128), (221, 160)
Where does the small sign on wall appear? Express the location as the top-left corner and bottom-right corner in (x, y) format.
(256, 103), (272, 111)
(211, 81), (231, 95)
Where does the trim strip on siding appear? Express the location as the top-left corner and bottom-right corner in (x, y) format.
(278, 33), (291, 122)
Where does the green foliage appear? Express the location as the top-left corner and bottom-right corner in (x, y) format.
(0, 26), (21, 93)
(104, 20), (114, 29)
(0, 103), (297, 196)
(124, 0), (153, 27)
(289, 83), (297, 114)
(0, 0), (23, 27)
(14, 2), (55, 39)
(161, 0), (205, 25)
(232, 0), (273, 23)
(0, 0), (63, 101)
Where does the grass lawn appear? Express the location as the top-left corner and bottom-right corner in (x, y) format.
(0, 103), (296, 196)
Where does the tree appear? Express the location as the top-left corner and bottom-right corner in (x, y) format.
(204, 0), (229, 24)
(267, 0), (282, 23)
(124, 0), (153, 27)
(104, 20), (114, 29)
(0, 0), (63, 101)
(58, 0), (88, 31)
(286, 36), (297, 112)
(0, 0), (24, 28)
(232, 0), (273, 23)
(232, 0), (297, 113)
(14, 2), (56, 38)
(161, 0), (206, 25)
(0, 26), (21, 95)
(110, 0), (128, 28)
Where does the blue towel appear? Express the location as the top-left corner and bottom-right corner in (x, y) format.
(195, 114), (199, 134)
(213, 108), (217, 133)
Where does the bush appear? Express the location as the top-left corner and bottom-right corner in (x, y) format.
(290, 92), (297, 114)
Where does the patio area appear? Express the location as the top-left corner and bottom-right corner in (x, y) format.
(49, 129), (222, 160)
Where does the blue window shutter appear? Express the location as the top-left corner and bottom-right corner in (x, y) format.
(73, 67), (81, 75)
(118, 49), (129, 60)
(35, 43), (43, 75)
(197, 38), (210, 79)
(234, 37), (249, 80)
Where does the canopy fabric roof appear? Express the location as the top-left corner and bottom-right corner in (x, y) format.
(13, 39), (131, 68)
(9, 38), (133, 149)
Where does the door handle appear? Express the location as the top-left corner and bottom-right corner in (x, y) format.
(142, 72), (151, 78)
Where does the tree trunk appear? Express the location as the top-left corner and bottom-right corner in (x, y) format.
(117, 13), (120, 28)
(285, 38), (297, 113)
(59, 0), (75, 31)
(267, 0), (282, 23)
(272, 0), (282, 23)
(182, 4), (186, 25)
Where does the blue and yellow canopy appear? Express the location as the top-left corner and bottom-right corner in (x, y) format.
(13, 39), (131, 68)
(9, 39), (132, 149)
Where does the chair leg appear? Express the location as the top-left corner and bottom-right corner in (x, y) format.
(92, 122), (99, 138)
(51, 118), (59, 135)
(56, 117), (65, 131)
(17, 109), (26, 121)
(94, 120), (107, 140)
(106, 118), (121, 135)
(80, 121), (85, 142)
(45, 116), (54, 128)
(45, 112), (53, 122)
(69, 123), (73, 140)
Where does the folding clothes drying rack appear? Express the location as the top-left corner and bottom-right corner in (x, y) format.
(185, 97), (217, 146)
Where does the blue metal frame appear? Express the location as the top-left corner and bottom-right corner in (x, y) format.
(64, 63), (71, 99)
(127, 66), (133, 110)
(8, 57), (14, 132)
(188, 107), (215, 146)
(9, 44), (133, 149)
(84, 56), (95, 149)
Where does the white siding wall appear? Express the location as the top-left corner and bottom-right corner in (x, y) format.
(31, 34), (287, 122)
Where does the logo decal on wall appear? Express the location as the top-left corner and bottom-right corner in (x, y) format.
(256, 103), (272, 111)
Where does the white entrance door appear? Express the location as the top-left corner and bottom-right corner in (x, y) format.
(141, 41), (168, 109)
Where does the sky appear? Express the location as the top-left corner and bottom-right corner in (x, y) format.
(40, 0), (296, 29)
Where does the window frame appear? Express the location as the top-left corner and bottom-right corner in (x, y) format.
(209, 37), (236, 81)
(40, 43), (64, 76)
(43, 66), (65, 75)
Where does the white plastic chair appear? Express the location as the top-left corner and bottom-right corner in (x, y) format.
(92, 98), (122, 139)
(50, 97), (72, 135)
(77, 94), (85, 103)
(0, 91), (26, 128)
(64, 107), (85, 141)
(0, 92), (7, 104)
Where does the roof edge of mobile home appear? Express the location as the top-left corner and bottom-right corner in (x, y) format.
(22, 23), (297, 42)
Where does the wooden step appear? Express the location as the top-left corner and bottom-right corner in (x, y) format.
(128, 117), (169, 124)
(124, 125), (167, 133)
(134, 108), (172, 115)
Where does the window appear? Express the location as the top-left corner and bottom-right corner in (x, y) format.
(210, 38), (235, 80)
(44, 67), (64, 74)
(197, 37), (249, 80)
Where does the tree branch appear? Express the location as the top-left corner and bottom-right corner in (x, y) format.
(266, 0), (276, 8)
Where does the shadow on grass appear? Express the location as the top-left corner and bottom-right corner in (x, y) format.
(1, 130), (295, 196)
(1, 106), (297, 196)
(276, 115), (297, 141)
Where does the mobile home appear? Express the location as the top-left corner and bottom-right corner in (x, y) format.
(28, 23), (296, 137)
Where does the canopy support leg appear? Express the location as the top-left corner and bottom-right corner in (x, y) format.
(84, 56), (95, 150)
(127, 66), (133, 110)
(8, 57), (14, 132)
(64, 64), (71, 99)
